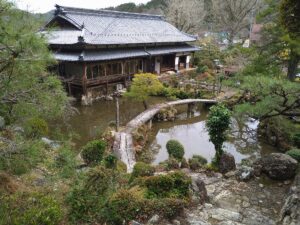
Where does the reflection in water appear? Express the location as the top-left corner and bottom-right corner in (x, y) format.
(51, 97), (166, 148)
(148, 104), (276, 164)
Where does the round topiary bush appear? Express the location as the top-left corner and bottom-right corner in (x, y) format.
(166, 140), (185, 160)
(131, 162), (155, 179)
(81, 140), (106, 165)
(24, 118), (48, 138)
(286, 149), (300, 162)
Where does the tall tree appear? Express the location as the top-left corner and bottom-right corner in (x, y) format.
(212, 0), (259, 44)
(279, 0), (300, 80)
(165, 0), (205, 33)
(0, 0), (69, 123)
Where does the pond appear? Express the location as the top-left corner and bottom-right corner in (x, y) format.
(54, 98), (277, 163)
(145, 104), (276, 164)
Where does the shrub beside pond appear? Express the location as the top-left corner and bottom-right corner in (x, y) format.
(166, 140), (185, 160)
(24, 118), (48, 138)
(81, 140), (106, 165)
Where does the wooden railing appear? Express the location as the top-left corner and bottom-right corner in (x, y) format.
(59, 74), (130, 87)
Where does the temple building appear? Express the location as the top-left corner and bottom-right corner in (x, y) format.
(43, 5), (200, 97)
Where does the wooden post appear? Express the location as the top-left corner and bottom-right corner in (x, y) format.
(83, 63), (87, 95)
(67, 82), (72, 96)
(116, 96), (120, 132)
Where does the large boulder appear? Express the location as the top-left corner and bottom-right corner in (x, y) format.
(254, 153), (298, 180)
(190, 174), (208, 204)
(219, 152), (236, 174)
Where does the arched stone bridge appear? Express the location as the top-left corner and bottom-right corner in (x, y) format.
(113, 99), (217, 172)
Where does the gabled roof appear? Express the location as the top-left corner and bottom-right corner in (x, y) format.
(44, 5), (197, 45)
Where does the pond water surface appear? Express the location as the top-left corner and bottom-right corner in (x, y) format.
(55, 98), (276, 163)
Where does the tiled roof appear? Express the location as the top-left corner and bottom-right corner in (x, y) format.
(54, 44), (200, 62)
(44, 5), (197, 45)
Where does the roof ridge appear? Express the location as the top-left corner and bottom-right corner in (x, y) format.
(55, 4), (165, 20)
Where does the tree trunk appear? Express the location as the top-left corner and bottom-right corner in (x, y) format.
(143, 100), (148, 110)
(287, 49), (300, 81)
(115, 97), (120, 132)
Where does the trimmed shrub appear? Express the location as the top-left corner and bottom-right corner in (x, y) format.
(0, 193), (62, 225)
(188, 155), (208, 171)
(145, 175), (174, 198)
(131, 162), (155, 179)
(85, 166), (113, 194)
(170, 171), (191, 198)
(24, 118), (48, 138)
(292, 133), (300, 148)
(166, 140), (185, 160)
(81, 140), (106, 165)
(104, 187), (145, 225)
(286, 149), (300, 162)
(104, 154), (118, 169)
(145, 171), (191, 199)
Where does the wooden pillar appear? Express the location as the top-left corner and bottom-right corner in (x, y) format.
(67, 82), (72, 96)
(121, 62), (126, 88)
(82, 63), (87, 95)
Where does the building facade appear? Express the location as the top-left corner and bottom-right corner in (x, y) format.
(43, 5), (200, 97)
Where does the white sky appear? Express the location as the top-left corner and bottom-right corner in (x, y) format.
(13, 0), (151, 13)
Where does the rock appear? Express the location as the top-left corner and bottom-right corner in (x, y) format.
(224, 171), (236, 179)
(236, 166), (254, 181)
(242, 208), (276, 225)
(280, 173), (300, 225)
(0, 116), (5, 130)
(105, 95), (113, 101)
(132, 221), (144, 225)
(41, 137), (61, 150)
(254, 153), (298, 180)
(219, 152), (236, 174)
(81, 95), (93, 106)
(191, 175), (208, 204)
(211, 208), (241, 222)
(148, 215), (160, 225)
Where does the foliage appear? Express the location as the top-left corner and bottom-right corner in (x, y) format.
(181, 158), (189, 168)
(145, 171), (191, 199)
(0, 192), (62, 225)
(166, 140), (185, 160)
(292, 133), (300, 148)
(24, 117), (48, 138)
(125, 73), (164, 109)
(103, 154), (118, 169)
(131, 162), (155, 180)
(188, 155), (208, 171)
(81, 140), (106, 165)
(67, 166), (115, 223)
(0, 140), (46, 175)
(166, 157), (180, 170)
(206, 104), (231, 164)
(103, 187), (145, 225)
(234, 76), (300, 120)
(0, 1), (69, 123)
(286, 149), (300, 162)
(53, 145), (77, 178)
